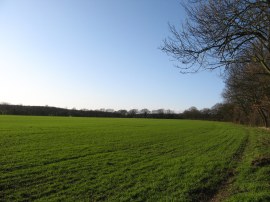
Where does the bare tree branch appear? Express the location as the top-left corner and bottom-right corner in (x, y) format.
(161, 0), (270, 74)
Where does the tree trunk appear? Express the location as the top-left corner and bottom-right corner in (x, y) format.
(258, 108), (269, 128)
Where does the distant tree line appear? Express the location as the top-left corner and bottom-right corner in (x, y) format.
(0, 102), (244, 122)
(0, 104), (122, 118)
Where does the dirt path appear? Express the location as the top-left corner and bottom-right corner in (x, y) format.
(210, 134), (250, 202)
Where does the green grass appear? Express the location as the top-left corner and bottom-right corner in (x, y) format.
(225, 127), (270, 202)
(0, 116), (269, 201)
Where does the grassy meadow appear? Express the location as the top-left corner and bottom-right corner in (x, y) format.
(0, 116), (269, 201)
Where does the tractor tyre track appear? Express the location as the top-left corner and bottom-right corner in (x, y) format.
(209, 131), (250, 202)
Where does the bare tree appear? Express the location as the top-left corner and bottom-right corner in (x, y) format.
(128, 109), (139, 117)
(140, 108), (151, 117)
(117, 109), (128, 116)
(157, 109), (165, 114)
(223, 62), (270, 127)
(161, 0), (270, 73)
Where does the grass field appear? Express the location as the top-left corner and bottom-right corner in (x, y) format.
(0, 116), (269, 201)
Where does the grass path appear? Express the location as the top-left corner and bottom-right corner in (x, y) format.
(223, 128), (270, 202)
(210, 131), (250, 202)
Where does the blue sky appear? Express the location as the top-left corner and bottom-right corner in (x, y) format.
(0, 0), (224, 111)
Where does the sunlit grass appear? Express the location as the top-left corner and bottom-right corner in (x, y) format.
(0, 116), (269, 201)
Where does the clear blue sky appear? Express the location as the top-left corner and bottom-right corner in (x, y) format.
(0, 0), (224, 111)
